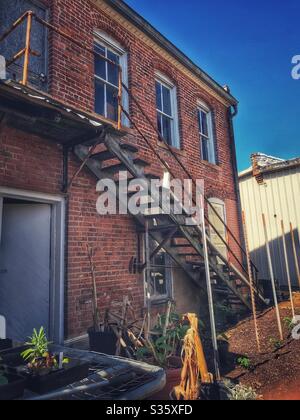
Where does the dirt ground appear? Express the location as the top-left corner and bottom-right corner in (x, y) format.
(224, 293), (300, 400)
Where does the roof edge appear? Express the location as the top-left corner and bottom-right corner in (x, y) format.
(103, 0), (238, 106)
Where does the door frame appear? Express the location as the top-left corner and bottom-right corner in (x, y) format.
(208, 197), (228, 261)
(0, 187), (65, 344)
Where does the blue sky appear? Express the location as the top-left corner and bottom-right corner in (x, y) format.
(125, 0), (300, 171)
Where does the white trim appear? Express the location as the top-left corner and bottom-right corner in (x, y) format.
(155, 71), (174, 88)
(155, 74), (180, 149)
(94, 32), (129, 126)
(208, 197), (228, 261)
(0, 187), (65, 344)
(0, 187), (64, 204)
(94, 29), (126, 55)
(198, 103), (216, 164)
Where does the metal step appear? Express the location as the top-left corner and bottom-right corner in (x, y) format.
(171, 242), (193, 248)
(91, 150), (115, 161)
(103, 158), (150, 175)
(119, 143), (139, 154)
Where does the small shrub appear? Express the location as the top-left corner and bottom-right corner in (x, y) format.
(269, 337), (283, 350)
(237, 357), (251, 370)
(283, 317), (294, 332)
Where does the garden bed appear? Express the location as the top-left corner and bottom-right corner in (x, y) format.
(224, 293), (300, 400)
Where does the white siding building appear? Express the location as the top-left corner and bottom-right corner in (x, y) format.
(239, 153), (300, 288)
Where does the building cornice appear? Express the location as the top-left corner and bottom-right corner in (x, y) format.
(91, 0), (238, 107)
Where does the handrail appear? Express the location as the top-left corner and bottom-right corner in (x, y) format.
(0, 10), (123, 129)
(0, 11), (259, 280)
(121, 84), (259, 277)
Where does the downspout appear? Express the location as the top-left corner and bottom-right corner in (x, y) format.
(228, 104), (246, 266)
(62, 146), (69, 340)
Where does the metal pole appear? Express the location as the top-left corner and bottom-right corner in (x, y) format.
(242, 211), (261, 353)
(290, 222), (300, 289)
(22, 11), (33, 85)
(262, 214), (283, 341)
(281, 221), (295, 319)
(200, 202), (221, 380)
(117, 67), (123, 130)
(144, 220), (151, 340)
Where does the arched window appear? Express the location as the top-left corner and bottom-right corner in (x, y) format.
(208, 198), (227, 261)
(198, 101), (216, 164)
(94, 30), (129, 125)
(155, 72), (180, 148)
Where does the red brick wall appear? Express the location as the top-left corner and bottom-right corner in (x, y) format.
(0, 125), (144, 337)
(47, 0), (240, 202)
(0, 0), (243, 337)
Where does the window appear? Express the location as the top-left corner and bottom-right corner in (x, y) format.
(94, 32), (128, 124)
(155, 75), (180, 148)
(198, 104), (216, 164)
(147, 239), (173, 302)
(208, 198), (227, 263)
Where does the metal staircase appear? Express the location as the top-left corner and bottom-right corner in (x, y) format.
(74, 132), (268, 311)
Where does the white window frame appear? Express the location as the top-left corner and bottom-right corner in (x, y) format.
(94, 30), (129, 126)
(198, 101), (216, 164)
(208, 197), (228, 262)
(155, 72), (180, 149)
(143, 237), (173, 304)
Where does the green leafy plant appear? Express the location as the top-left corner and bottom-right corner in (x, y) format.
(283, 317), (294, 332)
(21, 327), (49, 363)
(136, 312), (190, 368)
(269, 337), (283, 350)
(237, 357), (251, 370)
(21, 327), (68, 373)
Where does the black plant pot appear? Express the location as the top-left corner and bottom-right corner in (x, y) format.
(0, 346), (28, 372)
(24, 359), (90, 395)
(88, 328), (118, 355)
(0, 339), (13, 351)
(0, 374), (26, 401)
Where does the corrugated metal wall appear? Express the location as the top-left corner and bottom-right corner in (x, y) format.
(239, 166), (300, 287)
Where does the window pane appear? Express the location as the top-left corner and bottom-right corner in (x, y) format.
(202, 136), (209, 161)
(106, 84), (118, 121)
(150, 250), (167, 297)
(107, 49), (120, 87)
(156, 81), (162, 111)
(94, 44), (106, 80)
(157, 113), (163, 137)
(155, 275), (167, 296)
(162, 85), (172, 116)
(201, 110), (209, 136)
(95, 79), (105, 116)
(162, 115), (172, 145)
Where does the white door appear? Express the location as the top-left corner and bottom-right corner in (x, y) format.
(208, 199), (228, 263)
(0, 201), (51, 342)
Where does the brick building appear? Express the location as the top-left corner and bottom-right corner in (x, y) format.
(0, 0), (261, 344)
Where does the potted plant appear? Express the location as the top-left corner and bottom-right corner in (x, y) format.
(0, 361), (26, 400)
(85, 244), (119, 355)
(19, 327), (90, 395)
(136, 311), (189, 400)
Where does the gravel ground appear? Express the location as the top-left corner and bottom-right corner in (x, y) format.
(223, 293), (300, 400)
